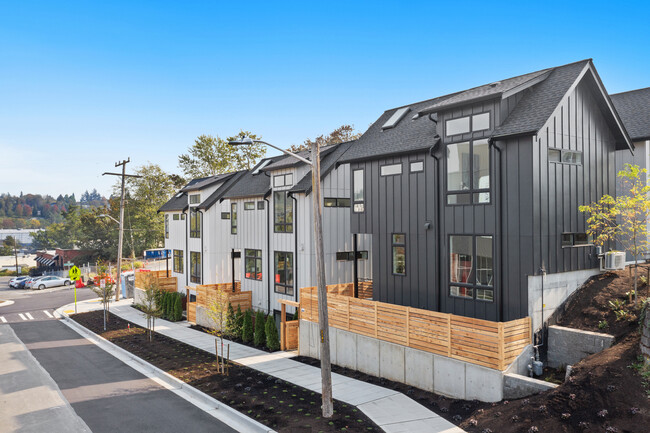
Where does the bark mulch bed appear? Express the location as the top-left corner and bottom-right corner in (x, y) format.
(71, 311), (379, 433)
(190, 323), (273, 353)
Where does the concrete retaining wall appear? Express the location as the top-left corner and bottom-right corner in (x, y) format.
(195, 305), (220, 330)
(503, 373), (558, 399)
(547, 325), (615, 368)
(134, 287), (146, 306)
(299, 320), (504, 402)
(641, 309), (650, 366)
(528, 268), (600, 332)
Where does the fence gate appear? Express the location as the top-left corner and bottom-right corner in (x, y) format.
(279, 299), (300, 351)
(186, 288), (197, 324)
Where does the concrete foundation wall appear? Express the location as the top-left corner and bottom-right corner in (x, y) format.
(643, 310), (650, 366)
(195, 305), (220, 330)
(547, 325), (615, 368)
(299, 320), (504, 402)
(528, 268), (600, 332)
(503, 374), (558, 399)
(134, 287), (146, 306)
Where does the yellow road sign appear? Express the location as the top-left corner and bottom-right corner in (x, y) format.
(69, 266), (81, 281)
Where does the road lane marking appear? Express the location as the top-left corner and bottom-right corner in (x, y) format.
(0, 316), (6, 323)
(43, 310), (54, 318)
(26, 313), (35, 320)
(19, 313), (27, 321)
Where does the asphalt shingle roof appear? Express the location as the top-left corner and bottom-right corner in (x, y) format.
(290, 141), (355, 194)
(611, 87), (650, 141)
(198, 170), (247, 210)
(221, 156), (286, 199)
(181, 172), (233, 192)
(158, 192), (187, 213)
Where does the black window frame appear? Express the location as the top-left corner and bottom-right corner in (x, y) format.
(257, 201), (265, 210)
(446, 138), (491, 205)
(273, 173), (294, 188)
(336, 250), (369, 261)
(391, 233), (406, 276)
(231, 203), (237, 234)
(244, 201), (255, 211)
(448, 234), (494, 302)
(274, 251), (294, 295)
(380, 163), (403, 177)
(324, 197), (351, 208)
(221, 212), (230, 220)
(410, 161), (424, 173)
(273, 191), (293, 233)
(549, 148), (583, 165)
(352, 169), (364, 213)
(445, 112), (491, 137)
(189, 208), (201, 238)
(173, 249), (184, 274)
(164, 214), (169, 239)
(244, 249), (262, 281)
(173, 214), (179, 221)
(189, 194), (201, 204)
(190, 251), (201, 284)
(561, 232), (592, 248)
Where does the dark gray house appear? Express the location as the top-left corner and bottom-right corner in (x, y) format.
(340, 59), (633, 326)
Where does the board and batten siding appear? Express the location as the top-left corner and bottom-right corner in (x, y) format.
(164, 211), (188, 290)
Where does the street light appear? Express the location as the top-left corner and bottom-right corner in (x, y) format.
(99, 214), (119, 224)
(229, 137), (334, 418)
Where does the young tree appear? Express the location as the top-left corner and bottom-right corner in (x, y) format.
(580, 164), (650, 303)
(205, 293), (231, 374)
(90, 275), (115, 331)
(138, 275), (162, 342)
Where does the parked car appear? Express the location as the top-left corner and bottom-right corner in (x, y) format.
(16, 278), (31, 289)
(9, 276), (30, 288)
(30, 276), (72, 290)
(24, 276), (45, 289)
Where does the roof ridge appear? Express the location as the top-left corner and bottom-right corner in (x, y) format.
(610, 86), (650, 96)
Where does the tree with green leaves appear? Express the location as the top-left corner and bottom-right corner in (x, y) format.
(90, 271), (116, 331)
(138, 274), (162, 342)
(178, 131), (266, 179)
(580, 164), (650, 303)
(287, 124), (362, 153)
(0, 236), (19, 256)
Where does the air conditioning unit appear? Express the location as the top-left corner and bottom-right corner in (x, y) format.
(604, 251), (626, 270)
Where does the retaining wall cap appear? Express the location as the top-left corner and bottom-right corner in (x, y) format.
(549, 325), (615, 339)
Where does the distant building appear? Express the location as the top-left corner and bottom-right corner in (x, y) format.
(0, 229), (42, 246)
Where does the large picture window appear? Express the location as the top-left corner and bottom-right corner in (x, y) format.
(173, 250), (183, 274)
(353, 169), (364, 212)
(189, 208), (201, 238)
(449, 235), (493, 301)
(274, 251), (293, 295)
(190, 251), (201, 284)
(447, 138), (490, 204)
(231, 203), (237, 234)
(274, 191), (293, 233)
(245, 249), (262, 280)
(392, 234), (406, 275)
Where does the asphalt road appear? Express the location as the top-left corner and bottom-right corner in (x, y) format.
(0, 281), (237, 433)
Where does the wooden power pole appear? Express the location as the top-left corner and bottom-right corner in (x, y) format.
(103, 158), (141, 301)
(311, 141), (333, 417)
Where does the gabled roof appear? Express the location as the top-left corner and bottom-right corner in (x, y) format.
(290, 141), (355, 195)
(198, 170), (247, 210)
(260, 144), (339, 172)
(611, 87), (650, 142)
(158, 191), (188, 213)
(181, 172), (233, 192)
(221, 156), (286, 200)
(158, 171), (239, 213)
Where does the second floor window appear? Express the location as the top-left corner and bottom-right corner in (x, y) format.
(274, 191), (293, 233)
(189, 209), (201, 238)
(392, 234), (406, 275)
(231, 203), (237, 234)
(274, 251), (293, 295)
(353, 169), (364, 212)
(173, 250), (183, 273)
(190, 251), (201, 284)
(245, 249), (262, 280)
(447, 138), (490, 205)
(189, 194), (200, 204)
(164, 214), (169, 239)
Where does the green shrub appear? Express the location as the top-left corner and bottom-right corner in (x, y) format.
(242, 310), (253, 343)
(265, 315), (280, 351)
(234, 305), (244, 337)
(292, 309), (299, 321)
(225, 304), (236, 337)
(173, 294), (183, 321)
(254, 311), (266, 346)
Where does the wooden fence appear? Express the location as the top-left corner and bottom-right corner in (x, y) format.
(300, 287), (531, 370)
(278, 299), (300, 350)
(323, 281), (373, 300)
(185, 282), (251, 324)
(134, 270), (177, 293)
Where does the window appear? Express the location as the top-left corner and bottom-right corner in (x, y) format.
(274, 251), (293, 295)
(231, 203), (237, 234)
(173, 250), (183, 274)
(245, 249), (262, 280)
(189, 209), (201, 238)
(173, 214), (179, 221)
(392, 234), (406, 275)
(273, 173), (294, 188)
(181, 213), (185, 220)
(324, 198), (351, 208)
(189, 194), (200, 204)
(549, 148), (583, 165)
(257, 201), (265, 210)
(410, 161), (424, 173)
(446, 112), (491, 136)
(562, 233), (592, 247)
(449, 235), (493, 301)
(244, 202), (255, 210)
(353, 169), (364, 213)
(380, 163), (402, 176)
(336, 251), (369, 261)
(221, 212), (230, 219)
(190, 251), (201, 284)
(447, 139), (490, 204)
(274, 191), (293, 233)
(164, 214), (169, 239)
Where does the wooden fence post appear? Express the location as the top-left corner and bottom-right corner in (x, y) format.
(281, 302), (286, 351)
(346, 297), (350, 331)
(406, 307), (410, 347)
(498, 322), (505, 370)
(374, 303), (378, 338)
(447, 315), (452, 357)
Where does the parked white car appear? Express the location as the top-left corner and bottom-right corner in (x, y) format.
(31, 276), (72, 290)
(9, 276), (30, 288)
(24, 276), (45, 289)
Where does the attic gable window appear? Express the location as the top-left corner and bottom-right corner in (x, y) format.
(382, 107), (410, 130)
(189, 194), (200, 204)
(445, 112), (491, 137)
(273, 173), (293, 188)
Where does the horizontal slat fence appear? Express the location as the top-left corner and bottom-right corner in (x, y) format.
(300, 287), (531, 370)
(135, 270), (177, 293)
(193, 282), (250, 312)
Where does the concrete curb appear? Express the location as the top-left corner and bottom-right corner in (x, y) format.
(54, 304), (274, 433)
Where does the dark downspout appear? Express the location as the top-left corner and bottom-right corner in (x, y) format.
(231, 248), (236, 292)
(183, 208), (188, 288)
(489, 138), (504, 322)
(353, 234), (359, 298)
(199, 209), (204, 285)
(289, 192), (299, 302)
(264, 196), (271, 314)
(429, 145), (442, 312)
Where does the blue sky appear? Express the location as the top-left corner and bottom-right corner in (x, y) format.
(1, 0), (648, 198)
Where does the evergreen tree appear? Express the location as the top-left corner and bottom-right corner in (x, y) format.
(265, 315), (280, 351)
(254, 311), (266, 347)
(242, 310), (253, 343)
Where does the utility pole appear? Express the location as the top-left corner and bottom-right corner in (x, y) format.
(311, 141), (333, 417)
(14, 237), (19, 276)
(103, 158), (141, 301)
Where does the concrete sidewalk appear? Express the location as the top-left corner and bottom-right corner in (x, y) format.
(0, 324), (92, 433)
(64, 298), (464, 433)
